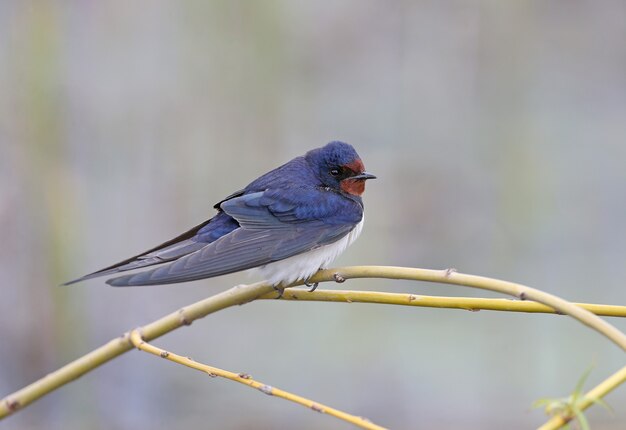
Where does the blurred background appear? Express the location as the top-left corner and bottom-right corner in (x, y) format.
(1, 1), (626, 429)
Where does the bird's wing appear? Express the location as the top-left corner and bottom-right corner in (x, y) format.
(212, 188), (245, 209)
(106, 190), (362, 286)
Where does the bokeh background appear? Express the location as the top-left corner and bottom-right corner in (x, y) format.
(2, 1), (626, 429)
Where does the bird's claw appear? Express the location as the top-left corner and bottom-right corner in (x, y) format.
(273, 285), (284, 299)
(304, 281), (319, 292)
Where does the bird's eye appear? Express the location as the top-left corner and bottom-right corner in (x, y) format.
(330, 168), (341, 176)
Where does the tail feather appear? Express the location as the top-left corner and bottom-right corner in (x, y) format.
(62, 240), (209, 285)
(62, 219), (216, 285)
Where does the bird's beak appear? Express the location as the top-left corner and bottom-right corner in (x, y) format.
(352, 171), (377, 180)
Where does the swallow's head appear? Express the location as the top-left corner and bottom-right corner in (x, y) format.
(306, 141), (376, 196)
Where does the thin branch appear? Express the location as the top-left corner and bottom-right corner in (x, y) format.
(129, 330), (386, 430)
(262, 289), (626, 318)
(1, 281), (276, 418)
(306, 267), (626, 352)
(2, 266), (625, 427)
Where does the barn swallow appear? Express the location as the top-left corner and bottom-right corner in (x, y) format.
(64, 141), (375, 289)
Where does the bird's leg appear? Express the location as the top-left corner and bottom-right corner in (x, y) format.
(304, 280), (319, 292)
(304, 272), (345, 291)
(272, 285), (285, 299)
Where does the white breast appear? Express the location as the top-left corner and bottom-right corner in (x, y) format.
(251, 218), (364, 286)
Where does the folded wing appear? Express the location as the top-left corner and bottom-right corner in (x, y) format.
(106, 190), (361, 286)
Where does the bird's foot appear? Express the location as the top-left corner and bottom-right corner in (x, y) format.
(304, 280), (319, 292)
(273, 285), (285, 299)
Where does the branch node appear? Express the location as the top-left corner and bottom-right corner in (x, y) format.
(121, 332), (133, 346)
(238, 373), (252, 379)
(5, 399), (19, 412)
(333, 273), (346, 283)
(178, 309), (192, 326)
(160, 351), (170, 359)
(444, 268), (457, 278)
(311, 403), (324, 413)
(129, 329), (145, 348)
(408, 294), (418, 302)
(519, 292), (527, 301)
(206, 372), (218, 378)
(259, 385), (274, 395)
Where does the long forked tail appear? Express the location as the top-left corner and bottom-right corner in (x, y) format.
(62, 219), (215, 285)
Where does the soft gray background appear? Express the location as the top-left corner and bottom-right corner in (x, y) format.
(1, 1), (625, 429)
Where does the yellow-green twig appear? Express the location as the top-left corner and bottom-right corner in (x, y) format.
(1, 281), (276, 418)
(129, 330), (385, 430)
(2, 266), (625, 427)
(261, 289), (626, 318)
(306, 267), (626, 352)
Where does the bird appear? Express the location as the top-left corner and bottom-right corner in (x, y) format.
(64, 141), (375, 289)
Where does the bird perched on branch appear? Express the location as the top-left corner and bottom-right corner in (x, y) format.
(64, 141), (376, 290)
